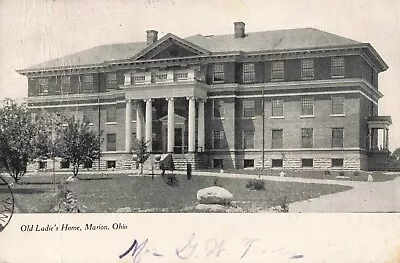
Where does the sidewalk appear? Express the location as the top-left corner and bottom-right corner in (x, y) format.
(288, 176), (400, 212)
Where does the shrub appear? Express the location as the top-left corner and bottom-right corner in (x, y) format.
(353, 171), (360, 177)
(339, 171), (345, 177)
(280, 196), (289, 213)
(213, 177), (223, 187)
(246, 178), (265, 190)
(165, 174), (179, 187)
(324, 170), (331, 176)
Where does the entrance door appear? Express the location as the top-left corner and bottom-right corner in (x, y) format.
(174, 127), (183, 153)
(159, 113), (186, 153)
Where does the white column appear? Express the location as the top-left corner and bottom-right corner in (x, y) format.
(382, 129), (386, 150)
(136, 101), (144, 140)
(125, 99), (132, 152)
(197, 99), (205, 152)
(145, 99), (153, 151)
(187, 97), (196, 153)
(167, 98), (175, 153)
(386, 129), (389, 149)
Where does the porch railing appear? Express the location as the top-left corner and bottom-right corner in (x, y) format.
(125, 69), (203, 85)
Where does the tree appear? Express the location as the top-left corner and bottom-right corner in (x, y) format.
(0, 99), (36, 183)
(31, 109), (62, 160)
(58, 116), (102, 177)
(391, 148), (400, 164)
(132, 137), (151, 175)
(32, 110), (62, 189)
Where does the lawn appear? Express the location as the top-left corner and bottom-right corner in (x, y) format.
(209, 169), (400, 182)
(2, 173), (352, 213)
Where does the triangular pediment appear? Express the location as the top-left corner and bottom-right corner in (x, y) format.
(132, 33), (210, 61)
(159, 114), (186, 124)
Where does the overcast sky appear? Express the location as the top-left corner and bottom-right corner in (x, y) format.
(0, 0), (399, 150)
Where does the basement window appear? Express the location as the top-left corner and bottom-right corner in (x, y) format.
(107, 161), (116, 169)
(301, 159), (313, 168)
(332, 158), (344, 167)
(271, 159), (283, 168)
(243, 159), (254, 168)
(213, 159), (224, 168)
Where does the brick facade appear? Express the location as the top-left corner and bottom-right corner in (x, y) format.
(20, 24), (390, 171)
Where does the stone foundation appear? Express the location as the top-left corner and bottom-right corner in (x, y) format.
(238, 149), (368, 170)
(26, 149), (377, 172)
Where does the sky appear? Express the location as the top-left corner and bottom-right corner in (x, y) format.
(0, 0), (399, 150)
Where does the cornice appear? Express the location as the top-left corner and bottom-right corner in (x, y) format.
(26, 90), (125, 104)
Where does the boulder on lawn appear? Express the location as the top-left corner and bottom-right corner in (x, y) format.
(197, 186), (233, 205)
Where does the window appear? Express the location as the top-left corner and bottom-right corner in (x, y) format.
(331, 96), (344, 115)
(107, 134), (116, 151)
(271, 61), (284, 81)
(60, 160), (70, 169)
(61, 76), (71, 94)
(243, 99), (255, 118)
(302, 159), (313, 168)
(243, 159), (254, 168)
(272, 129), (283, 149)
(301, 59), (314, 79)
(39, 161), (47, 170)
(213, 130), (224, 149)
(243, 63), (255, 82)
(301, 98), (314, 116)
(189, 65), (205, 82)
(106, 107), (117, 123)
(83, 110), (94, 124)
(83, 160), (93, 169)
(332, 128), (344, 148)
(213, 159), (224, 168)
(107, 73), (117, 90)
(213, 100), (224, 118)
(107, 161), (116, 169)
(272, 99), (284, 117)
(332, 158), (344, 167)
(271, 159), (283, 168)
(243, 130), (255, 149)
(364, 61), (373, 84)
(213, 64), (224, 82)
(38, 78), (49, 95)
(301, 128), (313, 148)
(81, 75), (94, 93)
(366, 100), (374, 117)
(331, 57), (345, 77)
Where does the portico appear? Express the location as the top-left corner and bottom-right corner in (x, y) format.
(123, 69), (207, 154)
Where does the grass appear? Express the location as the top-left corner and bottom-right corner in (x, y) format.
(209, 169), (399, 182)
(1, 173), (352, 213)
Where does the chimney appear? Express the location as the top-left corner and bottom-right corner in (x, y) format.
(146, 30), (158, 45)
(234, 21), (246, 38)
